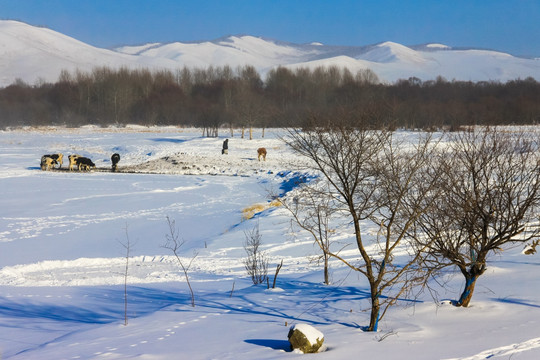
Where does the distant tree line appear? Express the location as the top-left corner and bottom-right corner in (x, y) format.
(0, 65), (539, 131)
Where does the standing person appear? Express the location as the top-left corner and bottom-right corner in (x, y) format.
(222, 139), (229, 154)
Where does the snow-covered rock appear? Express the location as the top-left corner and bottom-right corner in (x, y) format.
(288, 323), (325, 353)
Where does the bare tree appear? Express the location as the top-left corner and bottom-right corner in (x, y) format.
(413, 127), (540, 307)
(119, 225), (133, 326)
(280, 181), (339, 285)
(285, 124), (440, 331)
(163, 216), (197, 307)
(243, 222), (269, 285)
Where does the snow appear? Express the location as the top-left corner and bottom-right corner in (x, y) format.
(1, 126), (540, 359)
(426, 43), (452, 50)
(1, 20), (539, 87)
(360, 41), (429, 63)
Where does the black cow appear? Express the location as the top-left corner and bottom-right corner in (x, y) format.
(76, 157), (95, 171)
(111, 153), (121, 172)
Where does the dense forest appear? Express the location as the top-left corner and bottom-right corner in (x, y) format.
(0, 65), (539, 132)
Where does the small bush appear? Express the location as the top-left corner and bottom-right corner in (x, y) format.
(242, 223), (268, 285)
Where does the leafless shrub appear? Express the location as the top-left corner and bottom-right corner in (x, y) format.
(163, 216), (197, 307)
(243, 222), (269, 285)
(524, 239), (540, 255)
(119, 224), (133, 326)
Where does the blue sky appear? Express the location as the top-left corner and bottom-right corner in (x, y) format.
(1, 0), (539, 57)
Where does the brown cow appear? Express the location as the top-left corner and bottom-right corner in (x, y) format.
(257, 147), (267, 161)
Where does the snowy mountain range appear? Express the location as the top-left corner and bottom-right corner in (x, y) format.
(1, 20), (539, 87)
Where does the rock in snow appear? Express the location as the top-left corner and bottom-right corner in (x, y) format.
(288, 323), (325, 353)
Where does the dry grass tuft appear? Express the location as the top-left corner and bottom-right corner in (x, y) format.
(242, 200), (281, 220)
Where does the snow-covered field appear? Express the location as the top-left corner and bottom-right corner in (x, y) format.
(1, 126), (539, 359)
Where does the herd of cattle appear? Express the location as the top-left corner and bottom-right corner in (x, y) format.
(40, 153), (120, 172)
(40, 146), (266, 172)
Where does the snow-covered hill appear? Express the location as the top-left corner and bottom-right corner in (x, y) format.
(0, 21), (177, 86)
(1, 20), (539, 86)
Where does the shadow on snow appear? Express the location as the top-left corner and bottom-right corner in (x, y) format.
(244, 339), (291, 351)
(0, 277), (423, 331)
(494, 297), (540, 308)
(276, 171), (317, 196)
(148, 137), (188, 144)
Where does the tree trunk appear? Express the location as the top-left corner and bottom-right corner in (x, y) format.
(367, 294), (380, 332)
(323, 253), (329, 285)
(272, 260), (283, 289)
(457, 273), (478, 307)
